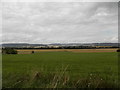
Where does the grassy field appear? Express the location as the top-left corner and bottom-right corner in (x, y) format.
(2, 51), (119, 88)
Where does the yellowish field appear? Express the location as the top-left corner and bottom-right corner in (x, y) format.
(16, 48), (118, 54)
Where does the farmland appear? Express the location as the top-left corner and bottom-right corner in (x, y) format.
(2, 50), (119, 88)
(16, 48), (118, 54)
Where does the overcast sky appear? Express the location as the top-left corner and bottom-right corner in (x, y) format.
(2, 2), (118, 44)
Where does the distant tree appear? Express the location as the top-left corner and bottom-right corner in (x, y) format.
(117, 48), (120, 52)
(32, 51), (34, 54)
(2, 48), (17, 54)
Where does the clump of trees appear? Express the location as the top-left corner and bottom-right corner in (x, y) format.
(2, 48), (17, 54)
(32, 51), (34, 54)
(117, 48), (120, 52)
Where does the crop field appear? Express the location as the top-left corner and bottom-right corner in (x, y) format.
(2, 51), (119, 88)
(16, 48), (118, 54)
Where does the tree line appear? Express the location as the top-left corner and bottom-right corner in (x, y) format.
(2, 48), (17, 54)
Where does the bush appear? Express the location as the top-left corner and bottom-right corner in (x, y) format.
(2, 48), (17, 54)
(32, 51), (34, 54)
(117, 49), (120, 52)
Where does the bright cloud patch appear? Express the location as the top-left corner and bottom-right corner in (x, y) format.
(2, 2), (118, 44)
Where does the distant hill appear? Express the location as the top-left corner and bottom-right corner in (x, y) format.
(92, 43), (119, 47)
(2, 43), (47, 48)
(1, 43), (119, 48)
(50, 43), (119, 47)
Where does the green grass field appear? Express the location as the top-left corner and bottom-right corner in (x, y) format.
(2, 52), (119, 88)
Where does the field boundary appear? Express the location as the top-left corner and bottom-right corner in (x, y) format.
(16, 48), (118, 54)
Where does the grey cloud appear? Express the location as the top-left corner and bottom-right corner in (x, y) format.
(2, 2), (118, 43)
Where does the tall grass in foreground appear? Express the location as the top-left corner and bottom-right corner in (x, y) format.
(2, 52), (118, 88)
(3, 65), (118, 88)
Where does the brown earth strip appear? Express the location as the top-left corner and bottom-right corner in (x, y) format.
(16, 49), (118, 54)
